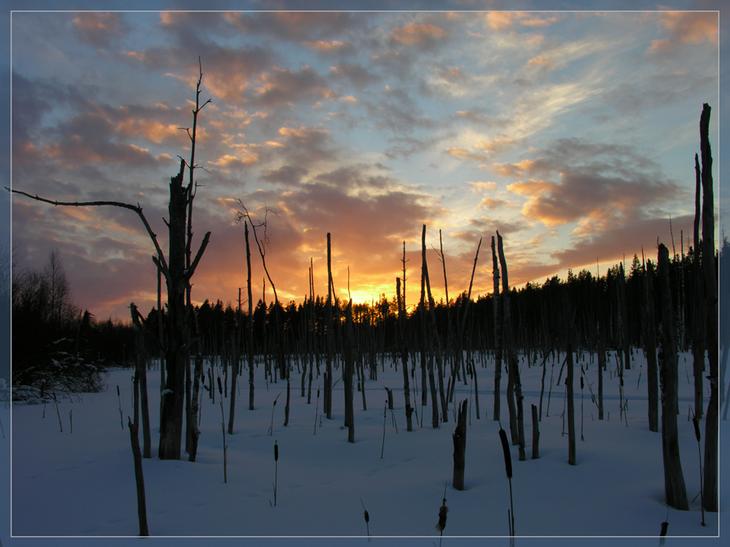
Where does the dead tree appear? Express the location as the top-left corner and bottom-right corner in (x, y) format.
(128, 417), (149, 536)
(699, 104), (718, 513)
(420, 225), (441, 429)
(566, 342), (576, 465)
(245, 221), (255, 411)
(497, 231), (525, 460)
(457, 237), (482, 419)
(642, 256), (659, 433)
(691, 154), (705, 421)
(184, 59), (212, 460)
(452, 399), (468, 490)
(325, 233), (334, 419)
(491, 236), (502, 421)
(130, 303), (151, 458)
(11, 155), (210, 461)
(658, 243), (689, 510)
(344, 300), (356, 443)
(531, 403), (540, 459)
(397, 277), (414, 432)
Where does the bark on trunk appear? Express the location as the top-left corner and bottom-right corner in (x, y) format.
(658, 243), (689, 510)
(700, 104), (718, 512)
(452, 399), (468, 490)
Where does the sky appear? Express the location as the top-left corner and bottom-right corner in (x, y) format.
(9, 9), (719, 320)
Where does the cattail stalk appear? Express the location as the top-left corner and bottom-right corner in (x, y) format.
(268, 393), (281, 436)
(499, 427), (515, 536)
(380, 399), (387, 459)
(360, 498), (370, 541)
(436, 484), (448, 547)
(53, 393), (63, 433)
(313, 387), (320, 435)
(273, 440), (279, 507)
(116, 385), (123, 430)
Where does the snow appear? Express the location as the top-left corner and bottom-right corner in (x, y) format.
(7, 350), (728, 542)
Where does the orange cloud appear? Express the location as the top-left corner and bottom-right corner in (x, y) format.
(469, 181), (497, 192)
(304, 40), (350, 52)
(391, 22), (447, 46)
(116, 119), (183, 145)
(485, 12), (558, 31)
(479, 197), (507, 210)
(648, 11), (717, 55)
(72, 13), (126, 46)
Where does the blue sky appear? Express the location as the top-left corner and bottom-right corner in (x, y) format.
(6, 8), (720, 320)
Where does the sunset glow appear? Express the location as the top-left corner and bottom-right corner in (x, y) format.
(11, 11), (718, 319)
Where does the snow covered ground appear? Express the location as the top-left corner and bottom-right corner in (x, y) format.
(8, 350), (728, 539)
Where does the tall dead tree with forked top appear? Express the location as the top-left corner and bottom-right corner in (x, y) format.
(11, 63), (212, 460)
(699, 103), (718, 513)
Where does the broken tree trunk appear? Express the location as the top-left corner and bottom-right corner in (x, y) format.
(128, 417), (149, 536)
(567, 343), (576, 466)
(245, 220), (255, 411)
(491, 236), (502, 422)
(700, 104), (718, 513)
(397, 277), (414, 432)
(344, 300), (356, 443)
(497, 231), (525, 461)
(325, 233), (334, 420)
(658, 243), (689, 510)
(452, 399), (468, 490)
(531, 403), (540, 459)
(130, 303), (151, 458)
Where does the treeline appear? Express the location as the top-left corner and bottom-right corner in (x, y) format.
(133, 244), (722, 362)
(12, 251), (133, 394)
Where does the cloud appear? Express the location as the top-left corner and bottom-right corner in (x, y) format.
(329, 63), (379, 87)
(552, 215), (694, 270)
(72, 13), (128, 47)
(252, 67), (334, 107)
(485, 12), (558, 31)
(304, 40), (352, 54)
(503, 138), (681, 232)
(479, 197), (507, 210)
(45, 111), (164, 168)
(469, 181), (497, 192)
(648, 11), (718, 55)
(390, 22), (447, 46)
(261, 165), (308, 187)
(224, 12), (360, 42)
(123, 42), (272, 102)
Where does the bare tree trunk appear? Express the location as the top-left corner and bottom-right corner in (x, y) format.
(566, 343), (576, 465)
(497, 232), (525, 460)
(397, 277), (414, 432)
(643, 259), (659, 432)
(491, 236), (502, 422)
(452, 399), (468, 490)
(159, 161), (190, 460)
(325, 233), (334, 420)
(245, 221), (255, 411)
(128, 418), (149, 536)
(130, 303), (151, 458)
(658, 243), (689, 510)
(344, 301), (356, 443)
(692, 154), (705, 422)
(597, 338), (605, 421)
(187, 355), (202, 462)
(531, 403), (540, 459)
(700, 104), (718, 512)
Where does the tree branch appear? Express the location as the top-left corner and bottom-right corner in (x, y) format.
(186, 231), (211, 280)
(7, 187), (170, 278)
